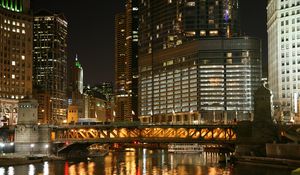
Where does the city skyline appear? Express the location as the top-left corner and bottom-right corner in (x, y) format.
(31, 0), (267, 85)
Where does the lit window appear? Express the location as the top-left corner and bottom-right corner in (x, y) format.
(12, 74), (15, 79)
(209, 30), (219, 36)
(200, 30), (206, 36)
(12, 61), (15, 65)
(227, 53), (232, 58)
(21, 55), (25, 60)
(187, 1), (195, 6)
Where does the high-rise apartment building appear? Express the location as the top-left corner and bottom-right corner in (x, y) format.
(0, 0), (32, 126)
(33, 10), (68, 124)
(267, 0), (300, 122)
(114, 13), (127, 120)
(138, 0), (262, 124)
(115, 0), (139, 121)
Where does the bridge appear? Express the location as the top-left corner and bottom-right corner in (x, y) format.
(51, 124), (237, 154)
(52, 124), (237, 144)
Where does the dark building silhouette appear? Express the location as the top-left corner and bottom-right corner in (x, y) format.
(138, 0), (240, 55)
(115, 0), (139, 121)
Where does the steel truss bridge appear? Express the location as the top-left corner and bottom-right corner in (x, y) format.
(52, 124), (237, 144)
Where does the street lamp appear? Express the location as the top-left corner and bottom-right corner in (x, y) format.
(45, 144), (49, 156)
(0, 143), (5, 155)
(30, 143), (35, 155)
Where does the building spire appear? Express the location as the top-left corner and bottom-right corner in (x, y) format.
(75, 53), (78, 61)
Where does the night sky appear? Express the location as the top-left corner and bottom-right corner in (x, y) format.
(31, 0), (267, 86)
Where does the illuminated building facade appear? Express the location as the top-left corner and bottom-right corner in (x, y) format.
(33, 10), (68, 124)
(115, 0), (139, 121)
(139, 38), (262, 124)
(267, 0), (300, 122)
(0, 0), (32, 126)
(138, 0), (262, 124)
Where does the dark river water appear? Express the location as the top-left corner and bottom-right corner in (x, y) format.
(0, 148), (293, 175)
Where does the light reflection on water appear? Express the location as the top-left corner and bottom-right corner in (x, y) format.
(0, 148), (292, 175)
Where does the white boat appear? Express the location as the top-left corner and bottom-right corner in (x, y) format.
(168, 143), (204, 153)
(88, 144), (109, 157)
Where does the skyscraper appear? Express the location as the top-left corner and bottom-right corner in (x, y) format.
(67, 54), (84, 120)
(267, 0), (300, 122)
(138, 0), (262, 124)
(0, 0), (32, 126)
(114, 0), (139, 121)
(114, 13), (127, 120)
(33, 10), (68, 124)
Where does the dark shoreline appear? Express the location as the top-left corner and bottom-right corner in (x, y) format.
(0, 155), (65, 167)
(236, 156), (300, 169)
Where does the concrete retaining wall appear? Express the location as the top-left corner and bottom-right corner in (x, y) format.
(266, 143), (300, 159)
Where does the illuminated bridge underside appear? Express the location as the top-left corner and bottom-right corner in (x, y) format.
(53, 125), (237, 144)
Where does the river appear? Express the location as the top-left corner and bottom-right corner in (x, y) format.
(0, 148), (293, 175)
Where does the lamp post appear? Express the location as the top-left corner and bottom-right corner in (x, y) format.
(45, 144), (49, 156)
(0, 143), (5, 155)
(30, 143), (35, 155)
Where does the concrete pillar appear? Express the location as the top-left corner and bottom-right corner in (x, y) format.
(213, 111), (216, 123)
(224, 111), (227, 124)
(198, 113), (201, 125)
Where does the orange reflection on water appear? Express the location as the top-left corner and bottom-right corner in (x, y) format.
(68, 164), (76, 175)
(87, 162), (95, 175)
(208, 167), (218, 175)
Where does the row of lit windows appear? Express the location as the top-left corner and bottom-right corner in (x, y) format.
(3, 20), (26, 27)
(0, 94), (25, 99)
(0, 25), (26, 33)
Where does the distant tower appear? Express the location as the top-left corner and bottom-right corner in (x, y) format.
(0, 0), (33, 126)
(33, 10), (68, 124)
(73, 54), (84, 95)
(67, 54), (84, 123)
